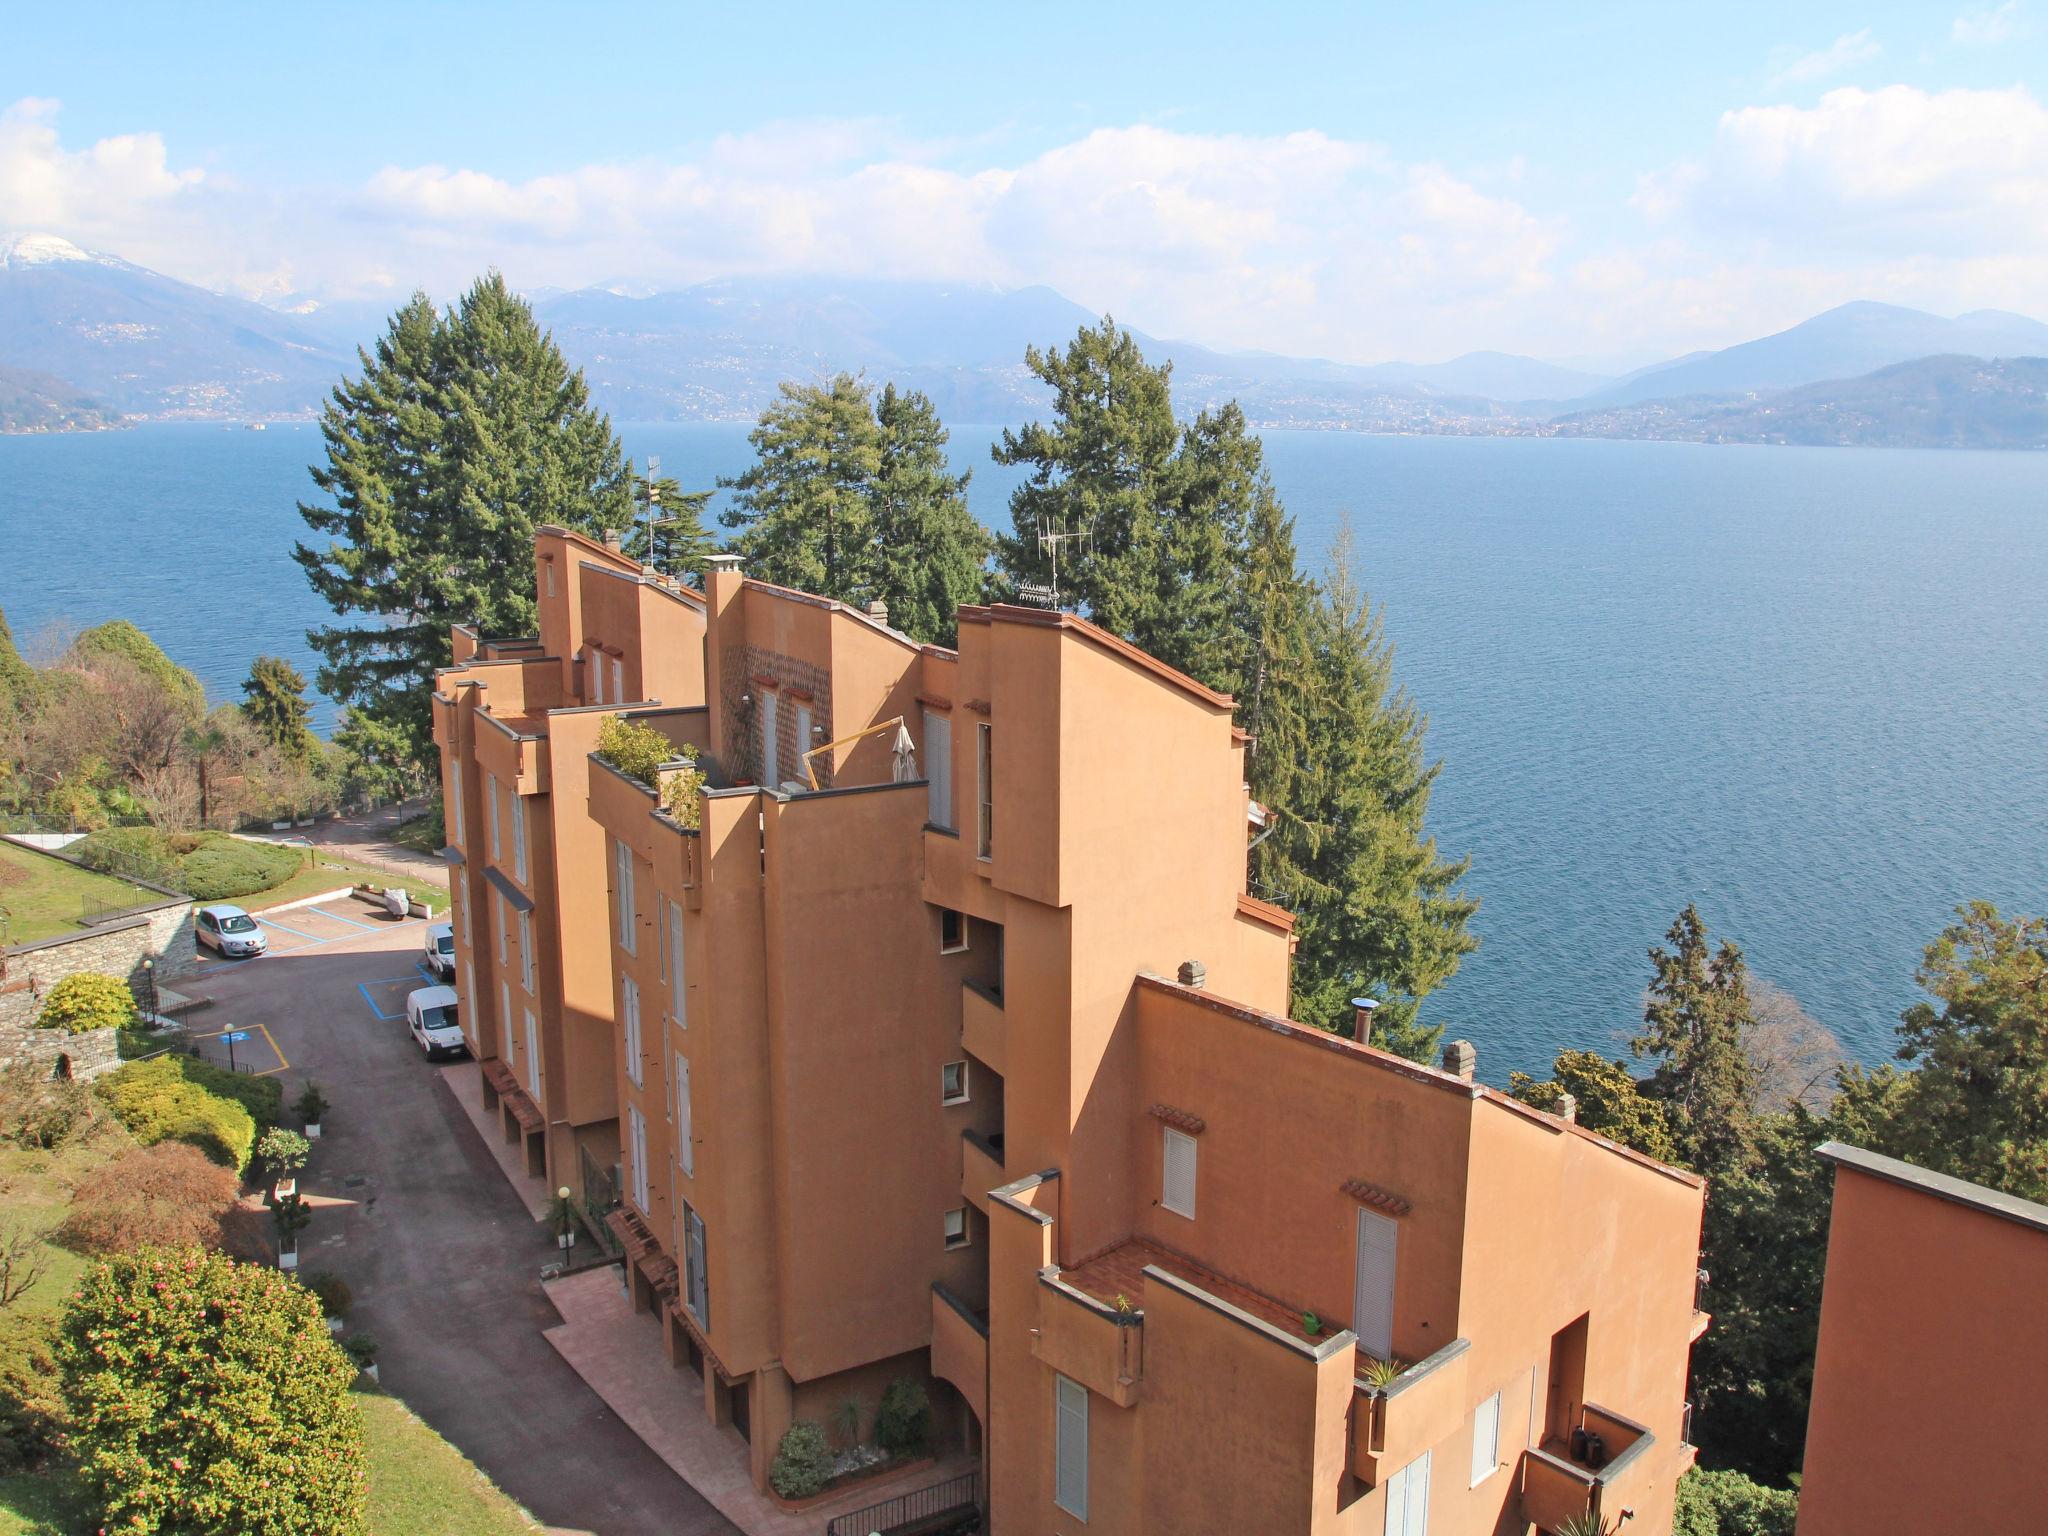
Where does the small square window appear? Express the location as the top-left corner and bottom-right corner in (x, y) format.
(942, 1208), (970, 1249)
(942, 1060), (969, 1105)
(940, 908), (967, 954)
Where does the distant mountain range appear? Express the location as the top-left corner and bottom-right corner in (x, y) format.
(2, 233), (2044, 449)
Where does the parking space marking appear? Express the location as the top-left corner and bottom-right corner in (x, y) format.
(186, 1020), (290, 1076)
(309, 903), (385, 932)
(256, 913), (323, 941)
(355, 973), (427, 1021)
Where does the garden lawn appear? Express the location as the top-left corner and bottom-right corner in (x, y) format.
(359, 1393), (540, 1535)
(243, 852), (447, 915)
(0, 842), (163, 947)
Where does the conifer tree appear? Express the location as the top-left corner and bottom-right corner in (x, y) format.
(721, 374), (881, 597)
(295, 275), (631, 771)
(624, 466), (716, 585)
(991, 318), (1180, 637)
(1635, 904), (1763, 1176)
(240, 656), (317, 761)
(1278, 529), (1478, 1056)
(869, 383), (988, 645)
(720, 376), (987, 644)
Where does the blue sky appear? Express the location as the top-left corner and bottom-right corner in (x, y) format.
(6, 1), (2044, 365)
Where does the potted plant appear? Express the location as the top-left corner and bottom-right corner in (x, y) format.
(304, 1269), (352, 1333)
(550, 1186), (578, 1249)
(342, 1332), (380, 1384)
(272, 1191), (312, 1271)
(257, 1127), (311, 1201)
(295, 1081), (329, 1139)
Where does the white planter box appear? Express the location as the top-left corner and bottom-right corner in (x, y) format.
(327, 1316), (344, 1334)
(278, 1249), (298, 1271)
(361, 1362), (379, 1384)
(273, 1177), (297, 1201)
(305, 1123), (322, 1139)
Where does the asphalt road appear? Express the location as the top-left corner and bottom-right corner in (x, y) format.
(187, 910), (738, 1536)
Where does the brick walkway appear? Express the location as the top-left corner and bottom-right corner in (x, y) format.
(542, 1268), (976, 1536)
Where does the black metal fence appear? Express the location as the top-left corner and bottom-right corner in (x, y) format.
(823, 1470), (980, 1536)
(578, 1142), (623, 1255)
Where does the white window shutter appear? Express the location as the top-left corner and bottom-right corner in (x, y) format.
(669, 902), (687, 1027)
(676, 1055), (693, 1176)
(1162, 1128), (1197, 1218)
(1355, 1208), (1399, 1360)
(1470, 1393), (1500, 1487)
(1054, 1375), (1088, 1519)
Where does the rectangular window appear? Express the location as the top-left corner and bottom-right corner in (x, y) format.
(511, 796), (527, 882)
(627, 1104), (649, 1212)
(667, 901), (687, 1027)
(675, 1053), (693, 1177)
(450, 760), (465, 846)
(794, 702), (813, 784)
(495, 894), (507, 966)
(610, 655), (624, 705)
(487, 772), (502, 860)
(459, 885), (471, 946)
(587, 648), (603, 705)
(464, 960), (478, 1044)
(759, 689), (780, 787)
(500, 981), (514, 1065)
(519, 910), (534, 991)
(1355, 1208), (1399, 1361)
(1470, 1392), (1501, 1487)
(656, 895), (669, 985)
(942, 1207), (970, 1250)
(1162, 1126), (1197, 1219)
(941, 1060), (969, 1105)
(939, 907), (967, 954)
(615, 839), (636, 955)
(1385, 1450), (1431, 1536)
(524, 1008), (540, 1097)
(544, 560), (555, 597)
(622, 976), (642, 1087)
(683, 1203), (709, 1326)
(924, 708), (952, 829)
(1054, 1375), (1088, 1520)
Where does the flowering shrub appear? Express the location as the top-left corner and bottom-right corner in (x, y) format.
(34, 973), (135, 1035)
(60, 1246), (367, 1534)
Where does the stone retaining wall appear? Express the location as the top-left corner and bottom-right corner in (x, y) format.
(0, 1020), (120, 1081)
(0, 898), (197, 1031)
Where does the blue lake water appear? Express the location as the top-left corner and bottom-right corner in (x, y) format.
(1, 420), (2043, 1077)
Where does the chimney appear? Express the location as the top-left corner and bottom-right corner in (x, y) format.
(1350, 997), (1379, 1046)
(865, 598), (890, 625)
(1442, 1039), (1477, 1081)
(600, 528), (623, 551)
(706, 552), (741, 576)
(1177, 959), (1207, 989)
(1555, 1092), (1578, 1123)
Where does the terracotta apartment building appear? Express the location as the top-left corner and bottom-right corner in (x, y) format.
(1797, 1143), (2048, 1536)
(435, 526), (1711, 1533)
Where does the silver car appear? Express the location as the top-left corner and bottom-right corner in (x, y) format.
(195, 904), (267, 958)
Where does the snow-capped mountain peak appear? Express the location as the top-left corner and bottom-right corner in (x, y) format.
(1, 233), (108, 269)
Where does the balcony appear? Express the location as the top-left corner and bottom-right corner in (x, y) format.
(1033, 1269), (1143, 1407)
(1350, 1337), (1472, 1488)
(961, 978), (1006, 1076)
(1519, 1404), (1658, 1532)
(961, 1128), (1004, 1216)
(929, 1284), (988, 1423)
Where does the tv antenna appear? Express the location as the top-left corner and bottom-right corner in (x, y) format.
(641, 455), (661, 566)
(1028, 517), (1093, 609)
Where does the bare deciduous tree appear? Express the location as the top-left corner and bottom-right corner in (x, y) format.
(0, 1219), (51, 1309)
(1744, 977), (1844, 1111)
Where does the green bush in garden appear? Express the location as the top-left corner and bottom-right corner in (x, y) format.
(176, 835), (302, 900)
(1673, 1467), (1800, 1536)
(876, 1377), (931, 1456)
(61, 1246), (367, 1535)
(94, 1054), (280, 1171)
(34, 972), (136, 1034)
(596, 715), (688, 786)
(769, 1420), (834, 1499)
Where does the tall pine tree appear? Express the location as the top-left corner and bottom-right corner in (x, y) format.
(720, 376), (987, 644)
(295, 275), (631, 770)
(1635, 904), (1763, 1176)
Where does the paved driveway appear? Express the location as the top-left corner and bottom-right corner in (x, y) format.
(185, 923), (738, 1536)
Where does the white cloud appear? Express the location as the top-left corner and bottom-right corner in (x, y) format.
(1641, 85), (2048, 256)
(0, 97), (201, 228)
(1952, 2), (2023, 43)
(1766, 30), (1883, 87)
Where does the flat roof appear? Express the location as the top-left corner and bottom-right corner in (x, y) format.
(1817, 1141), (2048, 1236)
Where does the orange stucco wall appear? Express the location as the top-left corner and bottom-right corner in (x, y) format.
(1798, 1161), (2048, 1536)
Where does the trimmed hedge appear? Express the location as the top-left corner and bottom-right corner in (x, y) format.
(70, 828), (305, 901)
(94, 1053), (282, 1171)
(35, 972), (136, 1034)
(61, 1246), (368, 1535)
